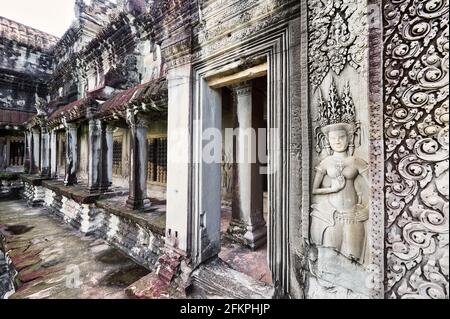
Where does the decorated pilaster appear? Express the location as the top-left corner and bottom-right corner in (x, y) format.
(125, 108), (151, 210)
(64, 122), (79, 186)
(227, 82), (266, 249)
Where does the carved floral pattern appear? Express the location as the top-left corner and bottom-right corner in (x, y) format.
(308, 0), (368, 90)
(384, 0), (449, 299)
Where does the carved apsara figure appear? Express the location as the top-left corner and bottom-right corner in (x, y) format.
(311, 79), (369, 264)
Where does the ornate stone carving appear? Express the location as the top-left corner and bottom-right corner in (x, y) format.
(232, 81), (252, 96)
(383, 0), (449, 299)
(192, 2), (299, 62)
(308, 0), (368, 90)
(311, 78), (369, 265)
(34, 93), (48, 117)
(125, 106), (149, 128)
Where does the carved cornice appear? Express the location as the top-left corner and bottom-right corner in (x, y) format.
(191, 2), (299, 62)
(195, 0), (293, 45)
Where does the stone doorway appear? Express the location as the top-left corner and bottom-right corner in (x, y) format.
(218, 76), (271, 285)
(183, 27), (293, 297)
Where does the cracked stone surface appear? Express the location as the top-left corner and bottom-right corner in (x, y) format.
(0, 199), (150, 299)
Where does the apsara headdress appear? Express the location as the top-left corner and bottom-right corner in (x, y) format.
(315, 78), (360, 155)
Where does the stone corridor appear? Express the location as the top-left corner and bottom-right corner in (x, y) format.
(0, 199), (150, 299)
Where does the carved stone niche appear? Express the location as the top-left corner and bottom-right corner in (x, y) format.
(308, 77), (371, 298)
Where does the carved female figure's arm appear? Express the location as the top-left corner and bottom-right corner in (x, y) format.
(312, 166), (345, 195)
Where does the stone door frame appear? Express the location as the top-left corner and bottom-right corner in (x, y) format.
(189, 23), (295, 296)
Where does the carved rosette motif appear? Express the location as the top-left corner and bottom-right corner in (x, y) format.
(383, 0), (449, 299)
(308, 0), (368, 90)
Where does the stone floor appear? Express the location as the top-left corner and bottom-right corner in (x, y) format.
(219, 207), (272, 285)
(0, 199), (150, 299)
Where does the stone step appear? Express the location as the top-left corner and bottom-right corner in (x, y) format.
(190, 258), (274, 299)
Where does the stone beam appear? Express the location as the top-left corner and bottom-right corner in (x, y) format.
(207, 63), (267, 89)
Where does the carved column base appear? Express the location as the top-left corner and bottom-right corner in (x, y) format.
(87, 180), (110, 194)
(24, 161), (30, 173)
(64, 176), (77, 186)
(126, 197), (152, 211)
(39, 168), (50, 177)
(225, 219), (267, 250)
(88, 186), (100, 194)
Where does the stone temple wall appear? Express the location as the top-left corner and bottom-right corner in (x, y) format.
(0, 16), (54, 111)
(382, 0), (449, 299)
(22, 180), (164, 272)
(305, 0), (372, 299)
(2, 0), (447, 299)
(301, 0), (448, 299)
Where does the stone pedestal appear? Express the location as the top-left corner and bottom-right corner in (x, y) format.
(64, 123), (78, 186)
(125, 112), (151, 210)
(228, 82), (266, 250)
(40, 126), (50, 176)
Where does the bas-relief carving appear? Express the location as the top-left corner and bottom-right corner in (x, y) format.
(192, 0), (299, 62)
(383, 0), (449, 299)
(310, 79), (370, 265)
(306, 0), (372, 298)
(308, 0), (368, 90)
(138, 41), (166, 83)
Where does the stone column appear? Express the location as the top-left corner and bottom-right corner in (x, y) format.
(31, 128), (41, 174)
(64, 123), (78, 186)
(105, 125), (114, 186)
(125, 111), (151, 210)
(5, 138), (10, 167)
(228, 82), (266, 249)
(99, 121), (110, 191)
(88, 119), (102, 192)
(23, 131), (31, 173)
(0, 137), (5, 170)
(87, 119), (110, 193)
(40, 125), (50, 176)
(50, 129), (58, 178)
